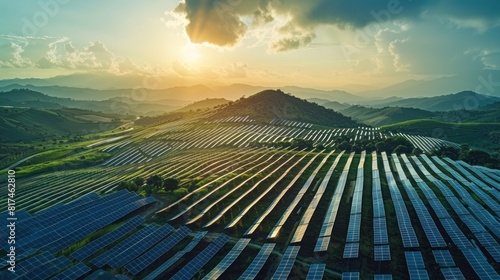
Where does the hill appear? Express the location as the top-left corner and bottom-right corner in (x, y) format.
(208, 89), (358, 127)
(322, 101), (351, 112)
(177, 98), (230, 112)
(0, 107), (131, 142)
(381, 119), (500, 151)
(359, 69), (500, 98)
(374, 91), (500, 111)
(0, 89), (180, 116)
(341, 106), (436, 126)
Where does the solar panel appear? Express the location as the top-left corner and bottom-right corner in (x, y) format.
(374, 245), (391, 261)
(144, 231), (207, 280)
(171, 234), (230, 280)
(315, 153), (354, 252)
(408, 268), (430, 280)
(203, 238), (250, 279)
(17, 252), (54, 273)
(439, 218), (472, 249)
(107, 223), (174, 269)
(461, 247), (500, 279)
(238, 243), (275, 280)
(440, 267), (465, 280)
(91, 224), (159, 268)
(374, 274), (393, 280)
(42, 196), (156, 254)
(306, 264), (325, 280)
(314, 236), (330, 252)
(342, 272), (360, 280)
(346, 213), (361, 242)
(485, 246), (500, 262)
(373, 217), (388, 245)
(71, 215), (144, 261)
(405, 251), (426, 270)
(125, 226), (191, 275)
(343, 243), (359, 259)
(17, 256), (72, 280)
(271, 246), (300, 280)
(52, 263), (92, 280)
(432, 250), (455, 267)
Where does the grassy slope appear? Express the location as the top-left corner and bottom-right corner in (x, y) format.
(341, 106), (436, 126)
(0, 107), (128, 142)
(381, 119), (500, 150)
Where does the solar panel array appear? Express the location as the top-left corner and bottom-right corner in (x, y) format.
(392, 154), (446, 248)
(125, 226), (192, 275)
(238, 243), (276, 280)
(17, 256), (72, 280)
(71, 215), (145, 261)
(405, 251), (429, 280)
(271, 246), (300, 280)
(461, 248), (500, 279)
(52, 263), (92, 280)
(306, 264), (325, 280)
(292, 152), (345, 243)
(171, 233), (230, 280)
(372, 151), (391, 263)
(203, 238), (250, 279)
(144, 231), (207, 280)
(268, 151), (335, 239)
(315, 152), (354, 252)
(12, 190), (157, 255)
(107, 223), (174, 269)
(343, 152), (366, 259)
(91, 224), (159, 268)
(381, 152), (419, 248)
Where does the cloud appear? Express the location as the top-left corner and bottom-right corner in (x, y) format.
(172, 0), (500, 51)
(174, 0), (248, 46)
(0, 36), (150, 74)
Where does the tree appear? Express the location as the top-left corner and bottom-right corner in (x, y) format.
(365, 143), (375, 152)
(338, 141), (351, 151)
(117, 180), (138, 192)
(460, 149), (491, 166)
(133, 177), (144, 187)
(163, 178), (180, 192)
(147, 175), (163, 190)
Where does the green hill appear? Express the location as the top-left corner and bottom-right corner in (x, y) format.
(381, 119), (500, 151)
(177, 98), (230, 112)
(0, 107), (130, 142)
(340, 106), (436, 126)
(377, 91), (500, 111)
(0, 89), (178, 116)
(208, 89), (358, 127)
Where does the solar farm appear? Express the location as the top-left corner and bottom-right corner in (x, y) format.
(2, 115), (500, 279)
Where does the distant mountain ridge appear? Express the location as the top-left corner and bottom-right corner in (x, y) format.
(373, 91), (500, 111)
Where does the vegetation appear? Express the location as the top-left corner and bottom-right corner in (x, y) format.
(381, 119), (500, 151)
(118, 174), (181, 196)
(432, 145), (500, 169)
(208, 89), (358, 127)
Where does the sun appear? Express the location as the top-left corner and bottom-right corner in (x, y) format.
(182, 44), (201, 64)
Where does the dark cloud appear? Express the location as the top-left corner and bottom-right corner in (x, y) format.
(175, 0), (249, 46)
(174, 0), (500, 50)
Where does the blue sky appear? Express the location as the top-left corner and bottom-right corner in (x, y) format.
(0, 0), (499, 89)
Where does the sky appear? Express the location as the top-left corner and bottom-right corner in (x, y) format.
(0, 0), (499, 89)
